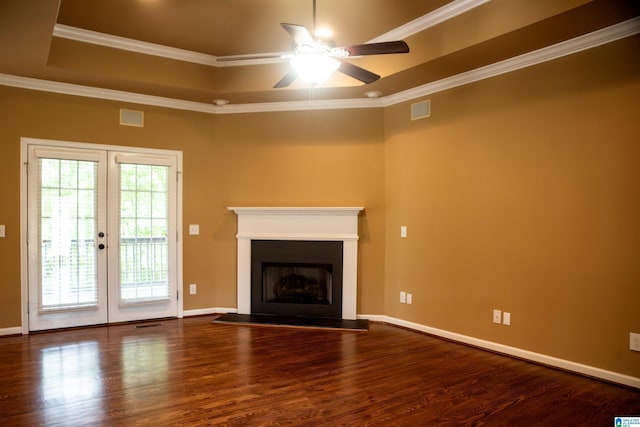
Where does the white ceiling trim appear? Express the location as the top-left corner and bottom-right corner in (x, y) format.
(0, 71), (383, 113)
(52, 0), (488, 68)
(53, 24), (220, 66)
(368, 0), (490, 43)
(2, 17), (638, 115)
(382, 16), (640, 107)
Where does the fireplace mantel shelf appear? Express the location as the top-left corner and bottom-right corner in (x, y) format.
(228, 207), (364, 215)
(228, 206), (363, 320)
(228, 207), (364, 241)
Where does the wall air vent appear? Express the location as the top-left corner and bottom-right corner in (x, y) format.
(120, 109), (144, 127)
(411, 100), (430, 121)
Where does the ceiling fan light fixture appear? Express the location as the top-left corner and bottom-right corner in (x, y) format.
(314, 28), (333, 39)
(290, 46), (340, 85)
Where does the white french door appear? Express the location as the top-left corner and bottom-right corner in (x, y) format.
(107, 152), (178, 323)
(27, 143), (180, 331)
(27, 147), (108, 330)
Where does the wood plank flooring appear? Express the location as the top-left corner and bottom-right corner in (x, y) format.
(0, 316), (638, 426)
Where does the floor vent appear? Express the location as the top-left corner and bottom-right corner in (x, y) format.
(134, 323), (163, 329)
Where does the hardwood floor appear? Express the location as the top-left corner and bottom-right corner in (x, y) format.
(0, 316), (638, 426)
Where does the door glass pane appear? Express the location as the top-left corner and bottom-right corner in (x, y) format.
(39, 158), (98, 311)
(119, 164), (170, 305)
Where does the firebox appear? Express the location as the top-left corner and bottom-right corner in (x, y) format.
(251, 240), (343, 318)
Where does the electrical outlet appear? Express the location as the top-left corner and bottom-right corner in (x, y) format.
(400, 226), (407, 238)
(406, 293), (412, 304)
(0, 225), (5, 238)
(400, 291), (406, 303)
(502, 312), (511, 326)
(189, 283), (197, 295)
(493, 309), (502, 324)
(189, 224), (199, 235)
(630, 332), (640, 352)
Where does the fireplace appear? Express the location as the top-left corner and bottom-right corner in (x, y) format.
(228, 207), (363, 320)
(251, 240), (343, 318)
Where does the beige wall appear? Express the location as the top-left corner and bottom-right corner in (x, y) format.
(384, 36), (640, 377)
(0, 35), (638, 378)
(0, 89), (386, 325)
(188, 111), (386, 313)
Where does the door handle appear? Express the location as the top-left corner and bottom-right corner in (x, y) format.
(98, 243), (105, 250)
(98, 232), (105, 238)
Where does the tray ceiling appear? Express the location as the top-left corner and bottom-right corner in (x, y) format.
(0, 0), (638, 110)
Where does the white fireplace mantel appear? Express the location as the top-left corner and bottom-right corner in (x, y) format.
(228, 207), (364, 320)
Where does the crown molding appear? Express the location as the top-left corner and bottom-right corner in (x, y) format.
(368, 0), (489, 43)
(54, 23), (291, 68)
(0, 72), (382, 114)
(2, 17), (638, 115)
(53, 24), (220, 66)
(0, 73), (219, 113)
(382, 16), (640, 107)
(53, 0), (488, 67)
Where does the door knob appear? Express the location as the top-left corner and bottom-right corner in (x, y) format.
(98, 243), (105, 250)
(98, 232), (105, 238)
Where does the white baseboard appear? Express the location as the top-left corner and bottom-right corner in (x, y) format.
(183, 307), (237, 317)
(359, 314), (640, 389)
(39, 304), (629, 389)
(357, 314), (386, 322)
(0, 327), (23, 336)
(1, 308), (236, 336)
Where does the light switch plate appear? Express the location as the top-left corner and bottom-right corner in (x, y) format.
(631, 332), (640, 352)
(502, 312), (511, 326)
(493, 309), (502, 324)
(0, 225), (5, 238)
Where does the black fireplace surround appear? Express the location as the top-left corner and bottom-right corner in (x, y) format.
(251, 240), (343, 318)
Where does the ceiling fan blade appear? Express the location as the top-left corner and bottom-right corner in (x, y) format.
(343, 41), (409, 56)
(281, 23), (315, 46)
(273, 69), (298, 88)
(338, 62), (380, 84)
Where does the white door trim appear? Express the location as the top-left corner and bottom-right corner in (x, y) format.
(20, 137), (184, 334)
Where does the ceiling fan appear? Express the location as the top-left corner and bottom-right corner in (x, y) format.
(216, 0), (410, 88)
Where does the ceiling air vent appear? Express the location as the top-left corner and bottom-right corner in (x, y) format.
(411, 100), (430, 121)
(120, 109), (144, 127)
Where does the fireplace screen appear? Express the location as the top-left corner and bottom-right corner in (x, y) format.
(262, 263), (332, 305)
(251, 240), (343, 318)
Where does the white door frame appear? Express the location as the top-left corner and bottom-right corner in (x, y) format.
(20, 137), (184, 334)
